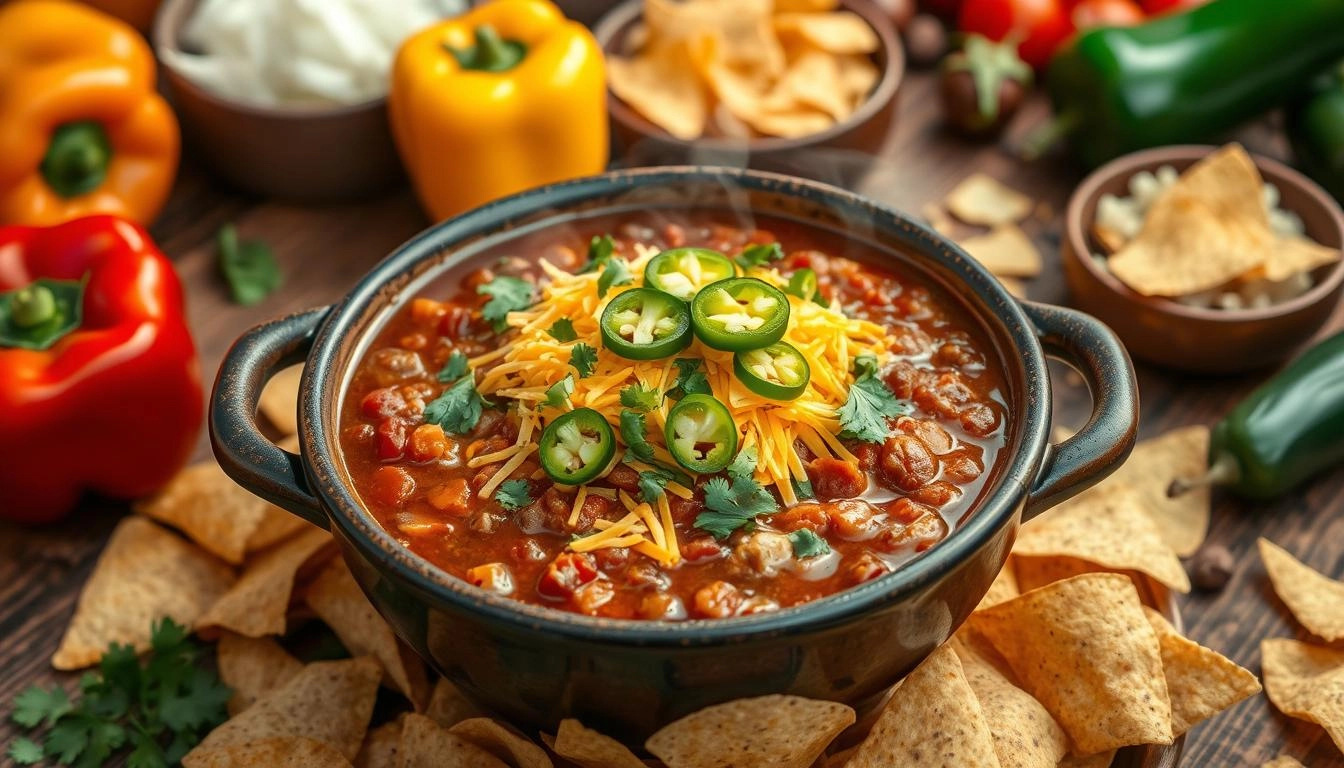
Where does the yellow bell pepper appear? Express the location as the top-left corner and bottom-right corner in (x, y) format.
(0, 0), (179, 227)
(390, 0), (609, 222)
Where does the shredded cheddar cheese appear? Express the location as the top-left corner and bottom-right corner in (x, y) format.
(470, 244), (888, 564)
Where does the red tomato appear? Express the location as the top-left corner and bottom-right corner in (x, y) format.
(1072, 0), (1145, 28)
(1140, 0), (1206, 14)
(957, 0), (1075, 71)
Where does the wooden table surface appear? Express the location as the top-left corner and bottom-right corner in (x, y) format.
(3, 69), (1343, 767)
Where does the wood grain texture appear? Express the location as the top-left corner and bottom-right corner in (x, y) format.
(2, 71), (1342, 766)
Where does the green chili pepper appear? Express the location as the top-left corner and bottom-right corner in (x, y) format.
(1030, 0), (1344, 168)
(665, 394), (738, 473)
(644, 248), (737, 301)
(1170, 330), (1344, 500)
(784, 268), (818, 302)
(539, 407), (616, 486)
(734, 342), (811, 401)
(690, 277), (790, 352)
(599, 287), (692, 361)
(1287, 61), (1344, 204)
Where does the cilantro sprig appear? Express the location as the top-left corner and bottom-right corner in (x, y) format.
(635, 464), (692, 504)
(620, 384), (660, 412)
(495, 479), (533, 511)
(836, 353), (909, 444)
(436, 350), (470, 383)
(789, 529), (831, 558)
(546, 318), (578, 342)
(544, 375), (576, 409)
(667, 358), (711, 400)
(734, 242), (785, 270)
(577, 234), (615, 274)
(424, 375), (489, 434)
(570, 343), (598, 378)
(7, 618), (230, 768)
(597, 258), (633, 299)
(620, 410), (655, 463)
(477, 275), (534, 332)
(693, 446), (779, 539)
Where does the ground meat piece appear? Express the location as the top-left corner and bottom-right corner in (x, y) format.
(897, 417), (955, 455)
(732, 531), (795, 578)
(367, 347), (426, 386)
(851, 442), (879, 472)
(509, 539), (547, 563)
(884, 497), (937, 525)
(605, 463), (641, 493)
(931, 342), (983, 370)
(906, 480), (962, 508)
(691, 581), (745, 618)
(638, 592), (686, 620)
(883, 360), (934, 401)
(534, 487), (571, 532)
(469, 463), (502, 492)
(668, 493), (704, 526)
(878, 434), (938, 492)
(806, 458), (869, 500)
(594, 547), (630, 570)
(624, 562), (671, 591)
(959, 403), (1001, 437)
(914, 371), (976, 418)
(771, 502), (830, 535)
(468, 508), (505, 534)
(941, 452), (983, 484)
(470, 409), (514, 440)
(845, 552), (892, 585)
(362, 387), (409, 419)
(824, 499), (884, 540)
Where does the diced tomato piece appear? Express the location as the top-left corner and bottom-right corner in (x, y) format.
(427, 478), (472, 516)
(362, 387), (407, 419)
(375, 418), (409, 461)
(437, 304), (477, 340)
(369, 466), (415, 507)
(537, 552), (601, 600)
(680, 536), (727, 563)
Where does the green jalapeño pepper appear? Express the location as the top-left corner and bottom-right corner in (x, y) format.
(784, 268), (818, 302)
(644, 247), (736, 301)
(665, 394), (738, 473)
(734, 342), (811, 401)
(1287, 61), (1344, 204)
(1170, 330), (1344, 500)
(1035, 0), (1344, 168)
(540, 407), (616, 486)
(599, 287), (692, 360)
(690, 277), (790, 352)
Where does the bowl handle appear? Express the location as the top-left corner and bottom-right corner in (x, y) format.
(1020, 301), (1138, 521)
(210, 307), (331, 529)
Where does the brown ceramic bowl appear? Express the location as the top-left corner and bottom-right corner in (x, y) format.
(153, 0), (404, 203)
(592, 0), (903, 178)
(1063, 145), (1344, 374)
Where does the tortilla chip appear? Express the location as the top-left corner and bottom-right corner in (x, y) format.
(553, 719), (645, 768)
(921, 202), (957, 236)
(836, 54), (879, 105)
(306, 558), (430, 708)
(217, 632), (304, 715)
(1013, 483), (1191, 593)
(967, 573), (1174, 754)
(187, 656), (383, 763)
(135, 461), (303, 565)
(1012, 555), (1106, 593)
(1089, 425), (1211, 556)
(197, 527), (334, 638)
(398, 713), (510, 768)
(53, 517), (234, 670)
(773, 12), (879, 55)
(260, 365), (303, 436)
(425, 678), (481, 728)
(356, 718), (404, 768)
(846, 644), (998, 767)
(1262, 756), (1306, 767)
(449, 718), (552, 768)
(768, 50), (850, 120)
(955, 643), (1068, 768)
(609, 45), (708, 141)
(183, 737), (354, 767)
(944, 173), (1034, 226)
(1143, 608), (1260, 735)
(645, 695), (854, 768)
(1260, 638), (1344, 752)
(1259, 538), (1344, 641)
(1264, 235), (1340, 281)
(957, 225), (1043, 278)
(975, 561), (1019, 611)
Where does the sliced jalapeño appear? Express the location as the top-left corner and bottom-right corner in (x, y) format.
(690, 277), (790, 351)
(733, 342), (811, 401)
(785, 268), (818, 301)
(643, 247), (736, 301)
(599, 287), (692, 360)
(539, 407), (616, 485)
(665, 394), (738, 473)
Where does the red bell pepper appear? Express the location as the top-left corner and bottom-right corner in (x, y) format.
(0, 215), (202, 523)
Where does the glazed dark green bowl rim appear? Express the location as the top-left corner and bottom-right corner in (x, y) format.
(302, 167), (1053, 645)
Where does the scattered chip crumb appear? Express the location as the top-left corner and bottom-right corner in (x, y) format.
(945, 173), (1034, 226)
(958, 224), (1042, 278)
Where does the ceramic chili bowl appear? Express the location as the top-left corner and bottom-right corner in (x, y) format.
(210, 167), (1137, 741)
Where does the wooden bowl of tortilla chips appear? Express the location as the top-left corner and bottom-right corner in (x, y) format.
(1063, 144), (1344, 374)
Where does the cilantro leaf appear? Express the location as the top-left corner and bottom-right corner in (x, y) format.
(7, 737), (43, 765)
(477, 275), (534, 332)
(620, 410), (655, 462)
(597, 258), (633, 299)
(436, 351), (470, 383)
(620, 384), (660, 411)
(424, 375), (488, 434)
(158, 668), (230, 735)
(578, 234), (615, 274)
(570, 343), (598, 378)
(544, 375), (575, 409)
(727, 445), (758, 482)
(667, 358), (711, 400)
(635, 464), (691, 503)
(126, 729), (168, 768)
(837, 356), (908, 444)
(792, 477), (815, 501)
(217, 225), (282, 306)
(12, 686), (71, 728)
(735, 242), (785, 270)
(789, 529), (831, 558)
(695, 474), (778, 539)
(495, 479), (533, 511)
(547, 318), (578, 342)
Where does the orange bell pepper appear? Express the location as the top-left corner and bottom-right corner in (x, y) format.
(0, 0), (179, 227)
(389, 0), (609, 222)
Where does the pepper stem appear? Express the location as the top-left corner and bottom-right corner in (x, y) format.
(1167, 452), (1240, 498)
(10, 285), (56, 328)
(41, 121), (112, 198)
(1019, 111), (1080, 161)
(446, 25), (528, 73)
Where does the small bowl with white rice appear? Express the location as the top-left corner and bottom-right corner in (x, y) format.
(154, 0), (465, 202)
(1063, 145), (1344, 374)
